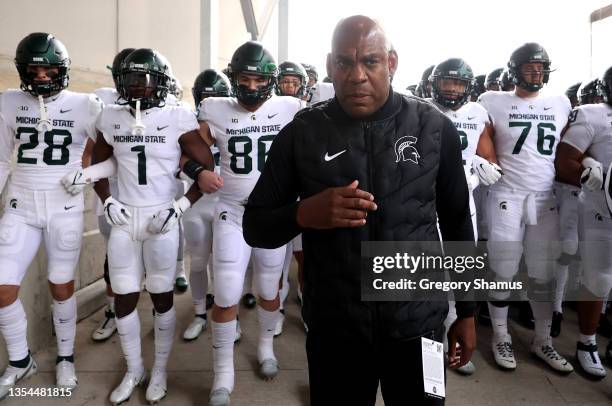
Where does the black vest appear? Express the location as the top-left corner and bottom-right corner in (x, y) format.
(293, 92), (448, 342)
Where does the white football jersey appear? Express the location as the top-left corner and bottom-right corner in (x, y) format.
(478, 91), (571, 192)
(94, 87), (120, 105)
(0, 89), (102, 190)
(96, 104), (198, 206)
(562, 103), (612, 166)
(308, 82), (335, 105)
(198, 95), (304, 205)
(434, 100), (489, 174)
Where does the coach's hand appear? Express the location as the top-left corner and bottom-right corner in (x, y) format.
(447, 316), (476, 369)
(296, 180), (377, 229)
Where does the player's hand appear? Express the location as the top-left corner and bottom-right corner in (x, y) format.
(61, 170), (88, 195)
(148, 196), (191, 234)
(447, 316), (476, 369)
(296, 180), (377, 229)
(581, 157), (603, 191)
(197, 170), (223, 194)
(472, 155), (502, 186)
(104, 196), (132, 226)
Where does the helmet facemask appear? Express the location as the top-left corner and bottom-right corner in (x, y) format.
(512, 61), (551, 92)
(277, 74), (307, 98)
(432, 77), (472, 109)
(18, 63), (69, 97)
(119, 70), (168, 110)
(232, 72), (275, 106)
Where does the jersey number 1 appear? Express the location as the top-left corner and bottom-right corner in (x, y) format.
(131, 145), (147, 185)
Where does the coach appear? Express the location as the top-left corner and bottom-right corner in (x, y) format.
(243, 15), (476, 406)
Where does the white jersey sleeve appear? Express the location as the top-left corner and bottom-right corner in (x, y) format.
(0, 115), (14, 192)
(561, 105), (597, 153)
(94, 87), (120, 106)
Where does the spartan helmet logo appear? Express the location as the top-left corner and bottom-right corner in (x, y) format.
(219, 211), (228, 221)
(394, 136), (420, 164)
(499, 201), (507, 210)
(9, 199), (17, 209)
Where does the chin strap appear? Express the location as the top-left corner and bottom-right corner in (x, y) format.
(36, 95), (52, 133)
(131, 99), (146, 136)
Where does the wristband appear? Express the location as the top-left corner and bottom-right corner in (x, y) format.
(183, 159), (204, 181)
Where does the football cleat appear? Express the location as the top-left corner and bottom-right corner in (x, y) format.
(259, 358), (279, 380)
(56, 360), (78, 389)
(576, 341), (606, 378)
(492, 334), (516, 370)
(109, 369), (146, 405)
(145, 368), (167, 404)
(531, 340), (574, 373)
(242, 293), (256, 309)
(208, 387), (231, 406)
(183, 316), (207, 341)
(0, 357), (38, 400)
(174, 277), (188, 293)
(92, 309), (117, 341)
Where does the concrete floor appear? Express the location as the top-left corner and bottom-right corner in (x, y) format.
(4, 266), (612, 405)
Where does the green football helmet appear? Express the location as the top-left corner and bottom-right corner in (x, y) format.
(277, 61), (308, 97)
(228, 41), (278, 105)
(485, 68), (504, 90)
(416, 65), (435, 98)
(108, 48), (135, 91)
(579, 78), (602, 105)
(15, 32), (70, 97)
(192, 69), (231, 106)
(117, 48), (171, 109)
(430, 58), (474, 109)
(599, 66), (612, 106)
(508, 42), (552, 92)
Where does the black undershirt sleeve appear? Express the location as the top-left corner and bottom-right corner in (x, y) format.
(243, 120), (302, 249)
(436, 116), (478, 318)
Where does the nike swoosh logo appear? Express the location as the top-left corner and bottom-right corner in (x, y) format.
(544, 107), (552, 111)
(157, 125), (169, 131)
(324, 150), (347, 162)
(467, 116), (476, 120)
(267, 113), (278, 119)
(64, 205), (76, 210)
(59, 109), (72, 114)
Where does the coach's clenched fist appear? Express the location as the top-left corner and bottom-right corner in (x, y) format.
(296, 180), (377, 229)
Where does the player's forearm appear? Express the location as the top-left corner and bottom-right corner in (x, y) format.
(180, 130), (215, 171)
(184, 182), (203, 205)
(94, 178), (111, 202)
(555, 143), (583, 187)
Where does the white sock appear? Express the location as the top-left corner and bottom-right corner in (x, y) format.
(154, 306), (176, 370)
(554, 265), (568, 314)
(257, 306), (279, 362)
(53, 296), (76, 357)
(579, 333), (597, 346)
(190, 269), (207, 315)
(530, 300), (553, 345)
(107, 295), (115, 314)
(443, 301), (458, 351)
(488, 302), (509, 337)
(0, 300), (29, 361)
(115, 310), (143, 374)
(211, 320), (236, 392)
